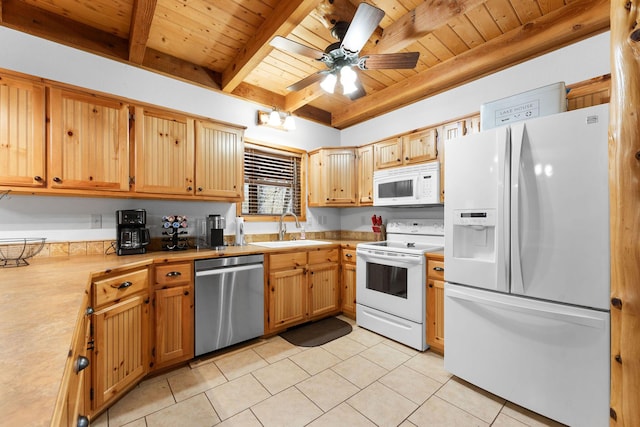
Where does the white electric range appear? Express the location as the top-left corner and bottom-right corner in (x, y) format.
(356, 219), (444, 350)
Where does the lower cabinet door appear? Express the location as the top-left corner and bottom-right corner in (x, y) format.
(269, 269), (307, 331)
(154, 285), (194, 369)
(308, 263), (340, 318)
(341, 262), (357, 318)
(92, 294), (150, 411)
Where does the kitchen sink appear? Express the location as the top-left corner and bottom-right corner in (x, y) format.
(250, 239), (332, 248)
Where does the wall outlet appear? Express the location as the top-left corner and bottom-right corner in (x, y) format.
(91, 214), (102, 229)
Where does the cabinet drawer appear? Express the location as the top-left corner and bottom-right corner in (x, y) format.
(94, 268), (149, 307)
(341, 249), (356, 264)
(428, 259), (445, 281)
(308, 248), (339, 265)
(270, 252), (307, 270)
(155, 262), (193, 286)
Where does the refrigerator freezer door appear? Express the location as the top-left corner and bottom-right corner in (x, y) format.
(510, 104), (610, 310)
(445, 126), (510, 292)
(445, 283), (610, 427)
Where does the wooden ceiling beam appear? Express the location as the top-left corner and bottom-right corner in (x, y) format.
(0, 0), (128, 60)
(128, 0), (157, 64)
(220, 0), (322, 93)
(284, 82), (325, 112)
(142, 48), (221, 90)
(371, 0), (488, 54)
(332, 0), (610, 128)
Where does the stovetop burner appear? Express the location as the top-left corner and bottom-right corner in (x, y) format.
(357, 219), (445, 255)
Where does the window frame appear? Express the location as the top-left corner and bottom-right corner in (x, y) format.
(236, 139), (307, 223)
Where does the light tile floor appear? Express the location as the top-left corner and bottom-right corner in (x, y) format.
(91, 316), (564, 427)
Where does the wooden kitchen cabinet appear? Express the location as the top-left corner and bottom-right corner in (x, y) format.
(357, 145), (374, 205)
(90, 267), (150, 412)
(51, 293), (91, 427)
(268, 252), (308, 331)
(374, 137), (403, 169)
(426, 254), (445, 354)
(340, 247), (357, 318)
(402, 129), (437, 164)
(0, 72), (46, 188)
(48, 87), (130, 191)
(134, 106), (195, 196)
(195, 120), (244, 200)
(374, 129), (437, 170)
(307, 150), (323, 206)
(152, 261), (194, 370)
(307, 148), (357, 206)
(308, 248), (340, 319)
(267, 248), (340, 332)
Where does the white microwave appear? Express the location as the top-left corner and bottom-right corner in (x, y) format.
(373, 162), (441, 206)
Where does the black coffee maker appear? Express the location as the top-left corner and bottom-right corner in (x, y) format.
(116, 209), (150, 255)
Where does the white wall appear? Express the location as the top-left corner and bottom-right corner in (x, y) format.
(340, 32), (611, 146)
(0, 28), (610, 241)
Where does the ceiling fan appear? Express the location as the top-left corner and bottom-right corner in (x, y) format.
(269, 2), (420, 100)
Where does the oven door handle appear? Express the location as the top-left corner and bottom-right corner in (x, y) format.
(357, 251), (423, 267)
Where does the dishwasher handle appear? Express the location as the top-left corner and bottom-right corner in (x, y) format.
(195, 263), (263, 277)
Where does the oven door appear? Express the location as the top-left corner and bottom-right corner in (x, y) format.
(356, 248), (425, 322)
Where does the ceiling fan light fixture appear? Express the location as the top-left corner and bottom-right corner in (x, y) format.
(320, 73), (337, 94)
(340, 66), (358, 95)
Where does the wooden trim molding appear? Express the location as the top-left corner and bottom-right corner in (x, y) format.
(609, 0), (640, 424)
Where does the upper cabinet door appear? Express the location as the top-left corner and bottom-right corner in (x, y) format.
(49, 88), (129, 191)
(195, 121), (243, 200)
(134, 106), (195, 196)
(0, 73), (46, 187)
(357, 145), (374, 205)
(374, 137), (403, 169)
(323, 148), (357, 205)
(402, 128), (437, 164)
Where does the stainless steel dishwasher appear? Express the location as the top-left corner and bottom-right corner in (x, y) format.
(194, 254), (264, 356)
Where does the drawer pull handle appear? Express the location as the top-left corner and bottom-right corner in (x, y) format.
(74, 356), (90, 374)
(433, 267), (444, 272)
(112, 281), (133, 289)
(345, 253), (353, 258)
(166, 271), (182, 277)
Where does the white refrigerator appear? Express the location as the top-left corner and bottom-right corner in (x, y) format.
(444, 104), (610, 427)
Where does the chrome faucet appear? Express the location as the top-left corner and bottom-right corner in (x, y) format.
(278, 211), (301, 240)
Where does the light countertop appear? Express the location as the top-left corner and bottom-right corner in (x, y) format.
(0, 240), (364, 426)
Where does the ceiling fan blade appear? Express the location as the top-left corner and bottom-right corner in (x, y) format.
(340, 3), (384, 54)
(360, 52), (420, 69)
(347, 77), (366, 100)
(287, 72), (326, 92)
(270, 36), (327, 61)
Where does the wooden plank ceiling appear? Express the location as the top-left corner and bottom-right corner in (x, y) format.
(0, 0), (609, 129)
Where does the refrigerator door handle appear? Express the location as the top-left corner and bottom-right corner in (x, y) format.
(446, 287), (607, 329)
(499, 129), (510, 292)
(511, 125), (525, 295)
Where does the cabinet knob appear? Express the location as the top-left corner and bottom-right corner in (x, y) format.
(34, 176), (43, 182)
(197, 187), (203, 192)
(112, 281), (133, 289)
(187, 186), (193, 191)
(77, 415), (89, 427)
(74, 356), (90, 374)
(345, 253), (352, 258)
(428, 284), (433, 288)
(85, 307), (94, 315)
(405, 156), (409, 161)
(184, 290), (190, 296)
(53, 177), (62, 183)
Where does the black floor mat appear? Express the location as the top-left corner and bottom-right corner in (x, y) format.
(280, 317), (353, 347)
